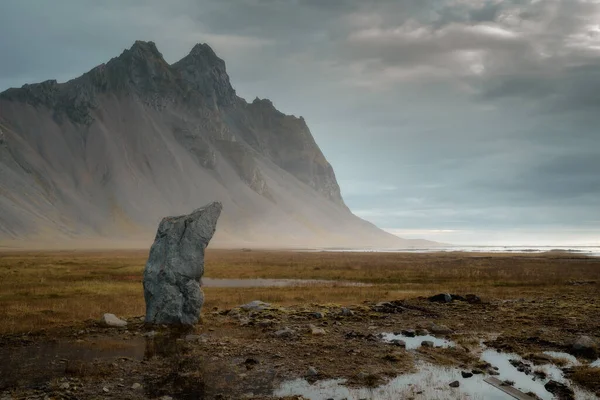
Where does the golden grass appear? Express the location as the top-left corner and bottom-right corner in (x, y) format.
(0, 249), (599, 335)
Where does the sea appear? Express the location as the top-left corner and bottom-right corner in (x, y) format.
(325, 246), (600, 257)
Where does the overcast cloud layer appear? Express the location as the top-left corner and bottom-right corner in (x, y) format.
(1, 0), (599, 245)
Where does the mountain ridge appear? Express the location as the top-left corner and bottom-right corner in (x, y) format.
(0, 41), (435, 249)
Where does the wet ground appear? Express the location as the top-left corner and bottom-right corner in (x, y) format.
(1, 291), (599, 400)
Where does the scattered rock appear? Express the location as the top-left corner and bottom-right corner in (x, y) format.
(383, 352), (405, 362)
(449, 381), (460, 388)
(544, 380), (575, 400)
(185, 334), (207, 342)
(340, 307), (354, 317)
(143, 331), (157, 338)
(415, 328), (429, 336)
(509, 359), (532, 375)
(59, 382), (70, 390)
(572, 335), (598, 359)
(240, 300), (271, 311)
(306, 366), (319, 377)
(428, 323), (453, 334)
(311, 312), (323, 319)
(472, 369), (483, 374)
(391, 339), (406, 348)
(102, 387), (110, 393)
(309, 324), (326, 336)
(461, 371), (473, 378)
(356, 372), (369, 380)
(450, 294), (467, 302)
(258, 319), (275, 328)
(372, 301), (406, 313)
(101, 313), (127, 327)
(465, 294), (482, 304)
(534, 370), (547, 379)
(421, 340), (434, 348)
(143, 202), (222, 325)
(274, 327), (296, 338)
(401, 329), (416, 337)
(131, 383), (142, 390)
(429, 293), (452, 303)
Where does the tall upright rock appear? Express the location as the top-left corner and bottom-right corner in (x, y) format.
(0, 41), (430, 249)
(143, 202), (222, 325)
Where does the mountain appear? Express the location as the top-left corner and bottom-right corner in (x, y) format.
(0, 41), (433, 249)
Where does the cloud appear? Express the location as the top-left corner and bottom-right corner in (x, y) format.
(0, 0), (599, 245)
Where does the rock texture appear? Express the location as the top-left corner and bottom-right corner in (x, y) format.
(0, 41), (436, 249)
(101, 313), (127, 327)
(143, 202), (222, 325)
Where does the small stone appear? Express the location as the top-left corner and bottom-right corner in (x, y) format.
(391, 339), (406, 348)
(307, 366), (319, 377)
(101, 313), (127, 327)
(461, 371), (473, 378)
(401, 329), (416, 337)
(421, 341), (434, 347)
(428, 323), (453, 334)
(465, 294), (482, 304)
(240, 301), (271, 311)
(185, 334), (206, 342)
(384, 352), (405, 362)
(472, 369), (483, 374)
(309, 324), (326, 336)
(258, 319), (275, 328)
(449, 381), (460, 388)
(143, 331), (157, 338)
(312, 312), (323, 319)
(59, 382), (70, 390)
(544, 380), (575, 400)
(131, 383), (142, 390)
(415, 329), (428, 336)
(429, 293), (452, 303)
(357, 371), (369, 380)
(274, 327), (296, 338)
(340, 307), (354, 316)
(102, 387), (109, 393)
(572, 335), (598, 359)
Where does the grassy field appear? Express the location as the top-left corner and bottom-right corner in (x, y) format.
(1, 249), (599, 335)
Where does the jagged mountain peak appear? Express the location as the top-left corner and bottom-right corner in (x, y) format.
(0, 41), (422, 249)
(123, 40), (164, 60)
(173, 42), (235, 107)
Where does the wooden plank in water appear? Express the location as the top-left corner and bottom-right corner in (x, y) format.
(484, 377), (538, 400)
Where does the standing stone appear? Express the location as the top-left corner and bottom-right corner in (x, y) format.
(143, 202), (222, 325)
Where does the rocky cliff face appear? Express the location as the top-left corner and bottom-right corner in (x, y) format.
(0, 41), (416, 248)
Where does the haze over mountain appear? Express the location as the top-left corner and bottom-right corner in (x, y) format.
(0, 41), (432, 249)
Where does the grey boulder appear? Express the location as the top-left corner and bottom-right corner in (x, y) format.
(143, 202), (222, 325)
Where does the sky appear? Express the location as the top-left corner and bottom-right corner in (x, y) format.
(1, 0), (599, 246)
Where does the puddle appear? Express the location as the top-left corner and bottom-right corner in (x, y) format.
(275, 363), (515, 400)
(543, 351), (581, 366)
(276, 347), (599, 400)
(481, 349), (597, 400)
(380, 333), (455, 350)
(201, 278), (369, 287)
